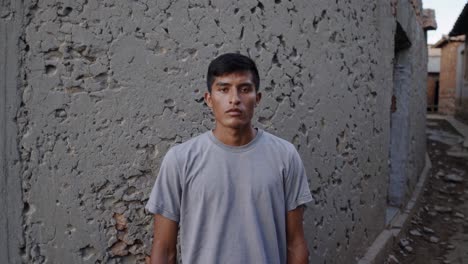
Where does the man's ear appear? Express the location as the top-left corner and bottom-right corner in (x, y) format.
(255, 92), (262, 106)
(204, 92), (213, 108)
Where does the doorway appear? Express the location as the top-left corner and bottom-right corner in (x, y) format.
(387, 22), (412, 224)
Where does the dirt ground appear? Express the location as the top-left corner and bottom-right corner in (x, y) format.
(386, 119), (468, 264)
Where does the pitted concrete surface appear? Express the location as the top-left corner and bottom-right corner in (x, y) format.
(0, 1), (25, 263)
(1, 0), (428, 263)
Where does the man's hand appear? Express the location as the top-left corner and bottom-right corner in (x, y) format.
(150, 214), (178, 264)
(286, 206), (309, 264)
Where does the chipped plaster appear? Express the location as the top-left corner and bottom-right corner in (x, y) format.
(0, 0), (428, 263)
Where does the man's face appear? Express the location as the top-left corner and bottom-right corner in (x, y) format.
(205, 71), (261, 131)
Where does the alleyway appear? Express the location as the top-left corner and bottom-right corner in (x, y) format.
(387, 117), (468, 264)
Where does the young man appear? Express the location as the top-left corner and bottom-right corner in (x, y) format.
(146, 53), (312, 264)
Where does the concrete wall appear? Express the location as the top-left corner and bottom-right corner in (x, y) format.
(394, 0), (427, 209)
(388, 0), (427, 207)
(0, 1), (25, 263)
(2, 0), (427, 263)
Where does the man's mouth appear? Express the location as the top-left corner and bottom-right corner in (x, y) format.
(226, 108), (242, 115)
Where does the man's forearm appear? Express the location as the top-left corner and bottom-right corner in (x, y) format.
(287, 242), (309, 264)
(150, 241), (177, 264)
(151, 215), (178, 264)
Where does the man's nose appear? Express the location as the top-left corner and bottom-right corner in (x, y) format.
(229, 89), (240, 104)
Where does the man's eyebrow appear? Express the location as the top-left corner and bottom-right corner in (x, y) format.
(215, 81), (230, 86)
(238, 82), (254, 86)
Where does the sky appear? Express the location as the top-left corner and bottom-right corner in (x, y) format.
(423, 0), (467, 44)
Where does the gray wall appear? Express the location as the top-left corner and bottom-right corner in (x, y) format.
(1, 1), (25, 263)
(2, 0), (427, 263)
(395, 0), (428, 208)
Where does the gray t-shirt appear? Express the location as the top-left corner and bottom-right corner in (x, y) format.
(146, 129), (312, 263)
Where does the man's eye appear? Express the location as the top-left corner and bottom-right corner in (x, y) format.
(241, 87), (252, 93)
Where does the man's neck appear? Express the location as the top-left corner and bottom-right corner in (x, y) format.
(212, 125), (257, 147)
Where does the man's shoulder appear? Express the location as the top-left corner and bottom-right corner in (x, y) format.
(261, 130), (297, 152)
(262, 130), (292, 144)
(168, 131), (211, 156)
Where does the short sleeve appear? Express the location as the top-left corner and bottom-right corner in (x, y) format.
(285, 147), (313, 211)
(145, 148), (182, 222)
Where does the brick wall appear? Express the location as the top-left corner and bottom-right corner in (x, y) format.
(439, 41), (463, 114)
(455, 40), (468, 122)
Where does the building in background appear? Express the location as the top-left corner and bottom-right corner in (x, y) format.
(449, 3), (468, 122)
(427, 46), (441, 112)
(433, 35), (465, 115)
(1, 0), (433, 263)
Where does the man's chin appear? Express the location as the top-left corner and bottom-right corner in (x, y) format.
(218, 121), (251, 130)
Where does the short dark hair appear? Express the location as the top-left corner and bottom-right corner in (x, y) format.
(206, 53), (260, 92)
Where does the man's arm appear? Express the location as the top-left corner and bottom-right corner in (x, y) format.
(150, 214), (178, 264)
(286, 206), (309, 264)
